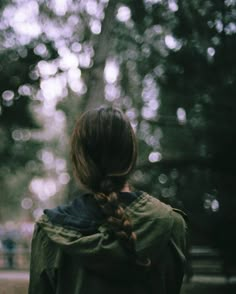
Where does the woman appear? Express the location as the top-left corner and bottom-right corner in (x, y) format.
(29, 106), (187, 294)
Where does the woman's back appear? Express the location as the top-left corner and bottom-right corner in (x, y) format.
(28, 107), (187, 294)
(29, 191), (186, 294)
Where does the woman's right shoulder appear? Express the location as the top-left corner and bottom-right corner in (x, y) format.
(31, 214), (62, 256)
(30, 220), (62, 271)
(31, 221), (53, 252)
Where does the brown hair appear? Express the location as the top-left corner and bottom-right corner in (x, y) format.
(71, 107), (151, 266)
(71, 107), (138, 257)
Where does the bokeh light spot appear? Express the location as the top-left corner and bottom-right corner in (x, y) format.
(104, 59), (119, 84)
(2, 90), (14, 101)
(207, 47), (215, 57)
(58, 173), (70, 185)
(168, 0), (178, 12)
(149, 152), (162, 163)
(116, 6), (131, 22)
(21, 198), (33, 210)
(177, 107), (187, 124)
(158, 173), (168, 184)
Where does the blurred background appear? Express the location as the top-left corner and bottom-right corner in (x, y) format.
(0, 0), (236, 293)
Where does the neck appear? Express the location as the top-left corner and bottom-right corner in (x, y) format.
(121, 183), (131, 192)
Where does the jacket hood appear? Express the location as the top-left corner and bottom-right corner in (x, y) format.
(37, 192), (177, 281)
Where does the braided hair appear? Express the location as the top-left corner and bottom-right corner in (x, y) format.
(71, 107), (149, 265)
(94, 178), (137, 254)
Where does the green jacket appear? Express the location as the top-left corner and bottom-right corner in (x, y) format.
(28, 192), (187, 294)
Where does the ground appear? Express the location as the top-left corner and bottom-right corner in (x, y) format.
(0, 272), (28, 294)
(0, 272), (236, 294)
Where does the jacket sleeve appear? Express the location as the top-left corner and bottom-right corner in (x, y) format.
(147, 208), (187, 294)
(28, 224), (60, 294)
(165, 209), (187, 294)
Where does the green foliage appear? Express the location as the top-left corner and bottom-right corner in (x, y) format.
(1, 0), (236, 262)
(107, 1), (236, 258)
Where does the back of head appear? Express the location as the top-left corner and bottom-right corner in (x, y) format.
(71, 106), (137, 194)
(71, 106), (142, 260)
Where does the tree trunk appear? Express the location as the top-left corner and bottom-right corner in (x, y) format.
(84, 0), (117, 111)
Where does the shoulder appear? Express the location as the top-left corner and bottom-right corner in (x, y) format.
(134, 192), (187, 241)
(29, 222), (62, 294)
(131, 192), (187, 222)
(32, 215), (55, 246)
(172, 208), (188, 235)
(32, 222), (48, 244)
(128, 192), (173, 216)
(171, 208), (188, 230)
(30, 219), (62, 270)
(31, 222), (55, 253)
(140, 192), (187, 227)
(169, 208), (188, 254)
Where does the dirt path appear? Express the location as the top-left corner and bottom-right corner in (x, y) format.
(0, 271), (29, 294)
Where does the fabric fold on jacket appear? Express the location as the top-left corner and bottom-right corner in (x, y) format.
(28, 191), (187, 294)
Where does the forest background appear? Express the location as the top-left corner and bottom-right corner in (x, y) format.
(1, 0), (236, 272)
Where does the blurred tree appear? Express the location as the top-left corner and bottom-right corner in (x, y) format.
(0, 45), (42, 220)
(110, 0), (236, 265)
(83, 0), (117, 111)
(0, 1), (59, 219)
(1, 0), (236, 269)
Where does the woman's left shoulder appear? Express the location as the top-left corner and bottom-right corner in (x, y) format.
(172, 208), (188, 224)
(169, 208), (188, 252)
